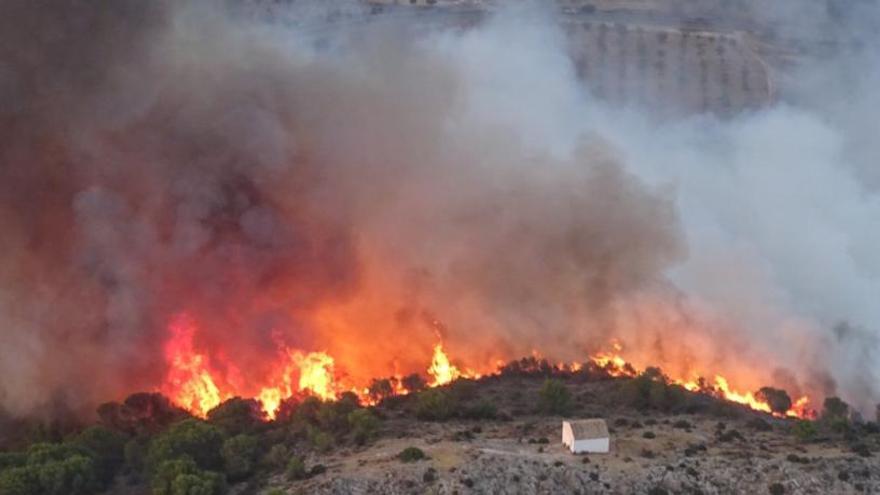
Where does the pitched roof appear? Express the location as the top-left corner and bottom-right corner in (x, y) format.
(566, 419), (609, 439)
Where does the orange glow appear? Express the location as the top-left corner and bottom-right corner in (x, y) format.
(160, 314), (227, 418)
(161, 312), (345, 419)
(255, 350), (339, 418)
(427, 343), (460, 386)
(588, 343), (812, 418)
(295, 351), (337, 400)
(160, 312), (812, 421)
(257, 387), (284, 420)
(590, 341), (636, 377)
(711, 375), (773, 414)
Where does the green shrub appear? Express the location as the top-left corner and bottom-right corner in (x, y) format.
(397, 447), (427, 463)
(402, 374), (427, 393)
(368, 379), (394, 403)
(461, 400), (497, 420)
(99, 393), (189, 435)
(220, 435), (259, 481)
(292, 397), (323, 425)
(335, 392), (361, 415)
(414, 389), (455, 421)
(24, 423), (64, 445)
(449, 379), (479, 402)
(124, 436), (149, 474)
(654, 382), (688, 410)
(151, 458), (226, 495)
(822, 397), (849, 421)
(646, 380), (667, 409)
(793, 420), (818, 442)
(206, 398), (265, 436)
(348, 409), (380, 445)
(152, 459), (196, 494)
(306, 426), (334, 453)
(30, 454), (97, 495)
(0, 465), (41, 495)
(315, 403), (347, 433)
(755, 387), (792, 415)
(146, 420), (225, 473)
(828, 416), (852, 435)
(0, 442), (101, 495)
(170, 472), (225, 495)
(0, 451), (27, 470)
(285, 456), (307, 481)
(24, 442), (88, 465)
(262, 444), (289, 471)
(538, 379), (572, 415)
(73, 425), (127, 484)
(619, 368), (687, 412)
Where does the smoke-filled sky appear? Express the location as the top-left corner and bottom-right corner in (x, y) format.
(0, 0), (877, 418)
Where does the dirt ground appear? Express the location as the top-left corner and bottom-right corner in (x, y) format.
(265, 378), (879, 494)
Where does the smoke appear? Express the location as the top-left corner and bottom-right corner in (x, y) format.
(0, 0), (877, 417)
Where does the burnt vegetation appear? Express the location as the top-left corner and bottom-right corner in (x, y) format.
(0, 359), (877, 494)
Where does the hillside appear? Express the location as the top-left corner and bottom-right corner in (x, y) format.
(251, 373), (880, 494)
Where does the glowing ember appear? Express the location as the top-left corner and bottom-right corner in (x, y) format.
(427, 343), (461, 386)
(160, 314), (227, 418)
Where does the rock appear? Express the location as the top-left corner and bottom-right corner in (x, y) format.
(423, 468), (436, 483)
(851, 443), (872, 457)
(747, 418), (772, 432)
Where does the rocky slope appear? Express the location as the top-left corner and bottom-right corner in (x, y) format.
(262, 377), (879, 495)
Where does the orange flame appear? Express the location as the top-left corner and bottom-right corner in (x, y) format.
(295, 351), (337, 400)
(257, 350), (337, 419)
(161, 312), (811, 421)
(161, 313), (344, 419)
(427, 343), (462, 386)
(160, 314), (227, 418)
(589, 344), (811, 418)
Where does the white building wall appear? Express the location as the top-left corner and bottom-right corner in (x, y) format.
(571, 437), (609, 454)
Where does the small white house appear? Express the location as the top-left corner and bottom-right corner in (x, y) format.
(562, 419), (610, 454)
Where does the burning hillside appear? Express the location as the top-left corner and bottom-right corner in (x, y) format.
(157, 310), (813, 421)
(0, 0), (878, 433)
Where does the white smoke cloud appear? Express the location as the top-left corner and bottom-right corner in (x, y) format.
(410, 1), (880, 411)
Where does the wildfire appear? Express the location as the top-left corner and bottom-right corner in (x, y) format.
(256, 350), (337, 419)
(161, 312), (342, 419)
(591, 341), (634, 376)
(427, 343), (460, 386)
(589, 344), (812, 418)
(160, 314), (227, 418)
(295, 351), (337, 400)
(161, 313), (811, 421)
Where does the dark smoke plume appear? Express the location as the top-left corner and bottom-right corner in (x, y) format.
(0, 1), (682, 417)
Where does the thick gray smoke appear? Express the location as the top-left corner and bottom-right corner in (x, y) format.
(0, 0), (680, 418)
(0, 0), (877, 418)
